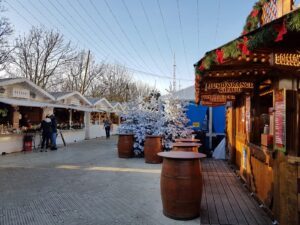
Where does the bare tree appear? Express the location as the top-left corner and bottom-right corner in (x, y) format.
(0, 0), (13, 70)
(90, 64), (131, 101)
(90, 64), (154, 102)
(8, 27), (74, 89)
(62, 50), (105, 95)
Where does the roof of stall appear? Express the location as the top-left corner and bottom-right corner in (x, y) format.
(49, 91), (92, 106)
(0, 97), (94, 112)
(111, 102), (124, 112)
(194, 8), (300, 105)
(88, 97), (113, 107)
(0, 78), (55, 101)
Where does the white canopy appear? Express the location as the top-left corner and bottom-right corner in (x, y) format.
(0, 98), (95, 112)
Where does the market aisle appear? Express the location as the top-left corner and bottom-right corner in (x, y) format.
(0, 136), (272, 225)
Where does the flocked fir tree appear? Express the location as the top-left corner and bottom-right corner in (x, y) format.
(118, 92), (162, 156)
(119, 89), (193, 155)
(158, 92), (193, 151)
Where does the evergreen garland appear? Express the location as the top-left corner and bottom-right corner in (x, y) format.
(242, 0), (270, 34)
(248, 26), (277, 50)
(222, 40), (241, 59)
(202, 52), (216, 69)
(195, 5), (299, 80)
(287, 11), (300, 31)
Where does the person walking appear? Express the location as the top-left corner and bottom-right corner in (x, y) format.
(103, 117), (112, 139)
(40, 115), (52, 152)
(50, 114), (58, 150)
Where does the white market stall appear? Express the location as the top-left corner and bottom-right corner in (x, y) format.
(0, 78), (56, 154)
(50, 91), (93, 144)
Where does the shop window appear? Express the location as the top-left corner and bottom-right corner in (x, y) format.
(72, 110), (84, 129)
(250, 83), (273, 146)
(110, 113), (119, 124)
(19, 106), (43, 128)
(54, 108), (70, 130)
(91, 112), (100, 125)
(0, 103), (13, 134)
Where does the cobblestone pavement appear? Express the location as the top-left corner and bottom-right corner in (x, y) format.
(0, 136), (200, 225)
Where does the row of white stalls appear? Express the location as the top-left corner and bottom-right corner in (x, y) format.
(0, 78), (125, 154)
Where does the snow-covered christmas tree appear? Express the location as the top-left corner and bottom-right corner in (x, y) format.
(118, 92), (162, 156)
(119, 90), (193, 155)
(159, 91), (193, 150)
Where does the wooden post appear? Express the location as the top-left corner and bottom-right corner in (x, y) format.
(12, 106), (20, 129)
(81, 50), (90, 95)
(208, 107), (213, 149)
(69, 109), (72, 128)
(84, 111), (91, 140)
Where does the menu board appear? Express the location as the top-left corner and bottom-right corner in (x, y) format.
(274, 89), (286, 152)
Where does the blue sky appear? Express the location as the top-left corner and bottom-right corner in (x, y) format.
(4, 0), (257, 93)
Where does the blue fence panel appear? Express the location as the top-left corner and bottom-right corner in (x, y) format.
(212, 106), (225, 133)
(186, 102), (208, 131)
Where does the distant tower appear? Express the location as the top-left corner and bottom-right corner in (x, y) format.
(173, 53), (176, 93)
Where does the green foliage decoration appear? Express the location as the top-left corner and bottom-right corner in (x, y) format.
(0, 108), (8, 117)
(242, 0), (270, 34)
(287, 11), (300, 31)
(202, 51), (216, 70)
(247, 26), (277, 50)
(222, 40), (241, 59)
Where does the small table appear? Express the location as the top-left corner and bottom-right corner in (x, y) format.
(158, 151), (206, 220)
(171, 142), (202, 152)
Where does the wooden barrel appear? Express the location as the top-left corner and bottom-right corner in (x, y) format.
(172, 142), (202, 153)
(158, 152), (206, 220)
(117, 134), (134, 158)
(144, 135), (163, 164)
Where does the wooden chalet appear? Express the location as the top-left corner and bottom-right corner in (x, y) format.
(194, 1), (300, 224)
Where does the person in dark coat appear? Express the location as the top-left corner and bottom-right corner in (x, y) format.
(103, 117), (112, 139)
(50, 114), (58, 150)
(40, 115), (52, 152)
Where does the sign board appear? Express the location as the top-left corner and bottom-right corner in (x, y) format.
(201, 94), (235, 103)
(274, 89), (286, 152)
(206, 81), (253, 94)
(68, 98), (80, 106)
(12, 88), (30, 99)
(274, 53), (300, 67)
(201, 100), (226, 107)
(192, 122), (200, 128)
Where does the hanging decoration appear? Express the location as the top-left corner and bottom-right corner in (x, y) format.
(275, 21), (287, 42)
(216, 49), (224, 64)
(238, 37), (250, 56)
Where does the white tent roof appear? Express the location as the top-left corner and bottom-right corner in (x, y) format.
(162, 85), (195, 101)
(0, 97), (94, 112)
(49, 91), (92, 106)
(0, 78), (55, 100)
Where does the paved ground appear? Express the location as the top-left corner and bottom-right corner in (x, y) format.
(0, 136), (272, 225)
(0, 136), (199, 225)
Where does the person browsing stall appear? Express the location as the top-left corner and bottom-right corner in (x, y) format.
(40, 115), (52, 152)
(50, 114), (57, 150)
